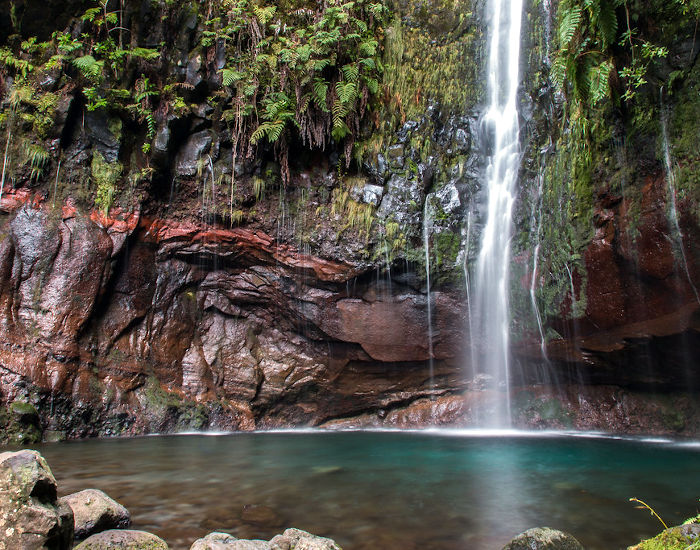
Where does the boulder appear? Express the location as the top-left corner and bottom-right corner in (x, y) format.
(175, 130), (213, 177)
(627, 523), (700, 549)
(60, 488), (131, 539)
(270, 528), (342, 550)
(240, 504), (283, 527)
(502, 527), (585, 550)
(0, 449), (74, 550)
(190, 529), (342, 550)
(73, 529), (168, 550)
(0, 401), (42, 444)
(190, 533), (270, 550)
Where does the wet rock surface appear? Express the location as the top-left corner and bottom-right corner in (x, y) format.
(73, 529), (169, 550)
(0, 0), (699, 439)
(502, 527), (585, 550)
(190, 529), (342, 550)
(60, 488), (131, 540)
(0, 185), (698, 437)
(0, 450), (74, 550)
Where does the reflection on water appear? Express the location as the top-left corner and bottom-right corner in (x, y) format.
(12, 431), (700, 550)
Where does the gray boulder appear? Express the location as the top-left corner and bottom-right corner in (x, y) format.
(0, 449), (74, 550)
(190, 533), (270, 550)
(175, 130), (213, 177)
(73, 529), (168, 549)
(502, 527), (585, 550)
(271, 528), (342, 550)
(59, 488), (130, 539)
(190, 529), (342, 550)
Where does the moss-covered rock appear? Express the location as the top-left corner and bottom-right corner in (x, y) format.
(0, 400), (42, 445)
(0, 450), (74, 550)
(628, 523), (700, 550)
(73, 529), (168, 550)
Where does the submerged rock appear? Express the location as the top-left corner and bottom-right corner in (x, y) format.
(60, 488), (131, 539)
(502, 527), (585, 550)
(240, 504), (284, 527)
(0, 449), (74, 550)
(73, 529), (168, 550)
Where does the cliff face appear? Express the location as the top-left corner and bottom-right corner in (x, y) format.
(0, 0), (699, 440)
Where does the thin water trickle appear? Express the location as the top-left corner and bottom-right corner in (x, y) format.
(470, 0), (524, 426)
(659, 89), (700, 304)
(423, 200), (435, 404)
(528, 161), (547, 358)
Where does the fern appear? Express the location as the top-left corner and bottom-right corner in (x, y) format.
(364, 76), (379, 95)
(73, 55), (103, 83)
(342, 63), (360, 83)
(336, 80), (358, 105)
(587, 60), (613, 104)
(221, 68), (243, 86)
(250, 120), (286, 143)
(312, 78), (329, 110)
(559, 4), (582, 50)
(129, 47), (161, 60)
(596, 0), (618, 49)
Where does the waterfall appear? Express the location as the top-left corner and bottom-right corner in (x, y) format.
(659, 89), (700, 304)
(423, 200), (435, 404)
(470, 0), (523, 427)
(529, 163), (547, 358)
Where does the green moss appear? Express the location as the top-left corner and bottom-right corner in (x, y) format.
(0, 401), (42, 445)
(9, 400), (39, 417)
(91, 151), (122, 214)
(631, 525), (700, 550)
(512, 392), (574, 428)
(433, 230), (462, 282)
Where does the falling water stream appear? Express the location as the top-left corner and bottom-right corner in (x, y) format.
(471, 0), (524, 426)
(659, 89), (700, 304)
(423, 200), (436, 400)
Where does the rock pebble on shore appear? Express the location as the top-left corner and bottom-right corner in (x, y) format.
(73, 529), (169, 549)
(0, 449), (74, 550)
(190, 528), (342, 550)
(60, 488), (131, 539)
(502, 527), (585, 550)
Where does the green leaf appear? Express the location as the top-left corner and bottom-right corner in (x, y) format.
(559, 5), (582, 50)
(588, 60), (613, 104)
(596, 0), (618, 49)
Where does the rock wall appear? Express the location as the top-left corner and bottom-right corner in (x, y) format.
(0, 0), (699, 440)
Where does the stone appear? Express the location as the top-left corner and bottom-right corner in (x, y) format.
(502, 527), (585, 550)
(271, 528), (342, 550)
(3, 400), (42, 444)
(85, 111), (121, 163)
(627, 523), (700, 549)
(376, 174), (422, 227)
(60, 488), (131, 539)
(350, 183), (384, 206)
(0, 450), (74, 550)
(190, 533), (237, 550)
(240, 504), (283, 527)
(190, 534), (270, 550)
(73, 529), (168, 550)
(190, 529), (342, 550)
(175, 130), (213, 177)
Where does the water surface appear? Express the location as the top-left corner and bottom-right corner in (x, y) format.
(17, 430), (700, 549)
